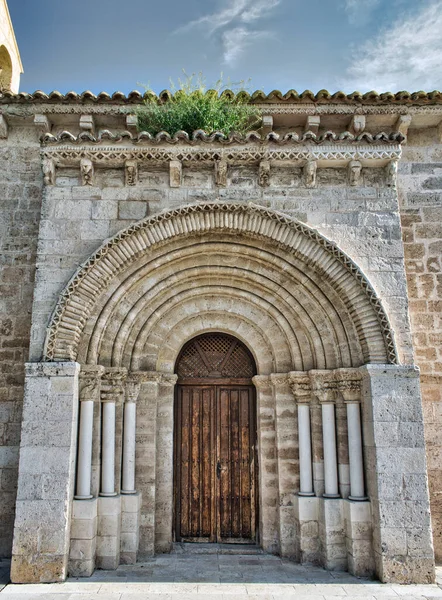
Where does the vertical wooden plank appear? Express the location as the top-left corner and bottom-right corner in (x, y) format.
(190, 388), (201, 537)
(219, 387), (230, 540)
(231, 389), (240, 538)
(240, 388), (252, 539)
(180, 386), (191, 539)
(201, 387), (212, 538)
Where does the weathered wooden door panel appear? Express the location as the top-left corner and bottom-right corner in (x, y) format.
(174, 333), (257, 544)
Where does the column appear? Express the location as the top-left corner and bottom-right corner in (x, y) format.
(361, 365), (435, 584)
(96, 368), (126, 570)
(75, 367), (103, 499)
(155, 373), (178, 553)
(69, 365), (104, 578)
(335, 368), (373, 578)
(311, 370), (347, 571)
(289, 372), (314, 496)
(11, 362), (80, 584)
(120, 373), (143, 565)
(121, 377), (140, 495)
(289, 372), (320, 565)
(271, 373), (298, 560)
(253, 375), (280, 554)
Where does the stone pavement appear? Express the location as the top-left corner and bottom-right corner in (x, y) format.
(0, 556), (442, 600)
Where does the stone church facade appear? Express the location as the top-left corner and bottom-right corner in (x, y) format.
(1, 1), (442, 587)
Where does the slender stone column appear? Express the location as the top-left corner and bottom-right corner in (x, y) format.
(121, 376), (141, 495)
(335, 369), (366, 500)
(253, 375), (279, 554)
(289, 372), (314, 496)
(100, 368), (126, 497)
(75, 366), (104, 500)
(311, 371), (339, 498)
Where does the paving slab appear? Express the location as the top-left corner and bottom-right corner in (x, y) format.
(0, 557), (441, 599)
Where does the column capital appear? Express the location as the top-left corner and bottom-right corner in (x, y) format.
(125, 376), (141, 404)
(101, 367), (127, 403)
(309, 370), (337, 403)
(79, 365), (105, 403)
(288, 371), (311, 403)
(252, 375), (272, 390)
(159, 373), (178, 387)
(334, 368), (362, 403)
(270, 373), (290, 389)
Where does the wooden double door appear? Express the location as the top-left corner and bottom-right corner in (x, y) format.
(174, 382), (257, 543)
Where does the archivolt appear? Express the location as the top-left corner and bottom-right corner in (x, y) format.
(44, 202), (397, 366)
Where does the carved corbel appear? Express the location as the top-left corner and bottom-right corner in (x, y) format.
(125, 159), (138, 186)
(304, 115), (320, 135)
(215, 159), (228, 187)
(386, 160), (398, 188)
(170, 160), (182, 188)
(80, 114), (95, 135)
(395, 114), (412, 139)
(348, 160), (362, 187)
(34, 114), (51, 137)
(80, 157), (94, 186)
(349, 115), (366, 135)
(159, 373), (179, 388)
(262, 115), (273, 135)
(42, 157), (56, 186)
(126, 114), (138, 134)
(258, 160), (271, 187)
(303, 159), (317, 188)
(0, 114), (8, 139)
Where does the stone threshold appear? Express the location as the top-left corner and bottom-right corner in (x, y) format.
(171, 542), (264, 555)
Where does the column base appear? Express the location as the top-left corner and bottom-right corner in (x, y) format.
(99, 492), (118, 498)
(74, 495), (93, 500)
(348, 495), (369, 502)
(96, 495), (121, 570)
(121, 490), (137, 495)
(323, 493), (340, 499)
(298, 491), (315, 497)
(69, 498), (98, 577)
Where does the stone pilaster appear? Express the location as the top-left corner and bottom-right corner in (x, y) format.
(11, 362), (80, 583)
(271, 373), (298, 560)
(155, 373), (178, 554)
(360, 365), (435, 584)
(253, 375), (279, 554)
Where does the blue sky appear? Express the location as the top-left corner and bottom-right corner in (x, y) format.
(9, 0), (442, 94)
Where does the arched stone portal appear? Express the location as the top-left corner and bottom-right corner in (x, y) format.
(11, 203), (435, 585)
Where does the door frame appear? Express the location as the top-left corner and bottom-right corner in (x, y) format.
(173, 378), (259, 544)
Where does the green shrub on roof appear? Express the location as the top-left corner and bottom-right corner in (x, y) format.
(136, 73), (262, 137)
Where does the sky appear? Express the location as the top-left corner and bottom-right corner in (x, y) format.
(9, 0), (442, 95)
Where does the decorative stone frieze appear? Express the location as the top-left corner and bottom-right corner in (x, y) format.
(80, 157), (94, 186)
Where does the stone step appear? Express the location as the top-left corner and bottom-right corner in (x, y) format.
(172, 542), (264, 555)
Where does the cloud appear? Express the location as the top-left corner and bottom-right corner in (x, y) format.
(343, 0), (442, 91)
(343, 0), (381, 25)
(176, 0), (281, 65)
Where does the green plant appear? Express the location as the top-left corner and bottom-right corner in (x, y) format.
(136, 73), (262, 136)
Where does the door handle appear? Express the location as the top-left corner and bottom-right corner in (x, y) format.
(216, 461), (221, 479)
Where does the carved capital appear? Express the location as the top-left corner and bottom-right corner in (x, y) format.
(252, 375), (271, 390)
(125, 159), (138, 186)
(125, 377), (141, 403)
(80, 157), (94, 186)
(258, 160), (271, 187)
(309, 370), (337, 403)
(288, 371), (312, 403)
(42, 157), (56, 186)
(159, 373), (178, 387)
(334, 368), (362, 403)
(270, 373), (289, 389)
(101, 367), (127, 403)
(303, 159), (317, 188)
(215, 159), (228, 187)
(348, 160), (362, 186)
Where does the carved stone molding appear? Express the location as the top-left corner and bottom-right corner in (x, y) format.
(269, 373), (290, 388)
(258, 160), (270, 187)
(215, 159), (228, 187)
(252, 375), (272, 390)
(386, 160), (398, 188)
(43, 202), (397, 365)
(159, 373), (178, 387)
(348, 160), (362, 186)
(41, 144), (402, 169)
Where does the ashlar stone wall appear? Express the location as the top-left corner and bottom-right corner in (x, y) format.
(0, 124), (42, 556)
(398, 129), (442, 561)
